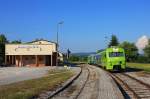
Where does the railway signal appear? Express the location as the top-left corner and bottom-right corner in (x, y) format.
(67, 49), (71, 59)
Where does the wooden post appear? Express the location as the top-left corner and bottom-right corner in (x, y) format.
(21, 55), (22, 66)
(9, 55), (10, 64)
(12, 56), (14, 65)
(5, 55), (7, 65)
(14, 56), (16, 66)
(20, 55), (22, 67)
(9, 56), (11, 65)
(36, 55), (38, 67)
(51, 55), (53, 66)
(16, 56), (18, 67)
(17, 56), (19, 67)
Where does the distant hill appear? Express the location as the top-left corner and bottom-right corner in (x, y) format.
(71, 52), (96, 56)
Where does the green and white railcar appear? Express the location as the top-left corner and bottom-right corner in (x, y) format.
(87, 54), (96, 64)
(98, 47), (126, 71)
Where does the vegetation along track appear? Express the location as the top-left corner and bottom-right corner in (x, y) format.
(109, 72), (150, 99)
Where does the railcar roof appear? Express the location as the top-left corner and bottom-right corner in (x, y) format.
(106, 47), (124, 52)
(96, 47), (124, 54)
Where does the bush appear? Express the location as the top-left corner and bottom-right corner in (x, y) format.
(136, 55), (148, 63)
(69, 55), (79, 62)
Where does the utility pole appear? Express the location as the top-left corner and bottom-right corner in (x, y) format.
(56, 21), (64, 66)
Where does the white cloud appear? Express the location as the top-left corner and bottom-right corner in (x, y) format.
(136, 35), (149, 50)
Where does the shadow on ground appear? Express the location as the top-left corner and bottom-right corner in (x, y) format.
(124, 67), (143, 73)
(110, 67), (143, 73)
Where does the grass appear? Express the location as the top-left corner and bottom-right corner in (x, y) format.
(0, 69), (74, 99)
(127, 63), (150, 72)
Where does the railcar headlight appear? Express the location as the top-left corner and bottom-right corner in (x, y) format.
(119, 61), (122, 64)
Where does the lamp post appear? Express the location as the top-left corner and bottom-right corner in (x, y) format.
(56, 21), (64, 66)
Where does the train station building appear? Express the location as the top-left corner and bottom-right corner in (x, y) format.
(5, 40), (59, 67)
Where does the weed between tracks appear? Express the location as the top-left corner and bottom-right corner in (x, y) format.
(0, 69), (74, 99)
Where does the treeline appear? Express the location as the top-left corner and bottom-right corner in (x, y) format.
(108, 35), (150, 63)
(69, 34), (150, 63)
(68, 55), (88, 62)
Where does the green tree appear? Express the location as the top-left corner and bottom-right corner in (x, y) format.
(108, 35), (119, 47)
(69, 55), (79, 62)
(137, 55), (148, 63)
(11, 40), (21, 44)
(0, 34), (8, 65)
(96, 49), (104, 53)
(0, 34), (8, 43)
(143, 39), (150, 62)
(119, 41), (138, 62)
(79, 56), (88, 62)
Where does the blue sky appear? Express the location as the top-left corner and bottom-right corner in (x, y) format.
(0, 0), (150, 52)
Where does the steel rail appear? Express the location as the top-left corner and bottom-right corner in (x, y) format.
(74, 66), (90, 99)
(122, 73), (150, 89)
(110, 73), (140, 99)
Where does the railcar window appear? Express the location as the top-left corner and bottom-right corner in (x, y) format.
(95, 55), (100, 60)
(109, 52), (124, 57)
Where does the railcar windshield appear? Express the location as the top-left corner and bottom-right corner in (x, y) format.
(109, 52), (124, 57)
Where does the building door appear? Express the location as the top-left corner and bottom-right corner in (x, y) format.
(45, 55), (51, 66)
(52, 52), (57, 66)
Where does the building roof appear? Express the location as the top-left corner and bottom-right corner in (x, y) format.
(6, 39), (57, 45)
(27, 39), (57, 44)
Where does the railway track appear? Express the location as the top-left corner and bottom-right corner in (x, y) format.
(52, 64), (91, 99)
(74, 66), (90, 99)
(110, 72), (150, 99)
(76, 65), (100, 99)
